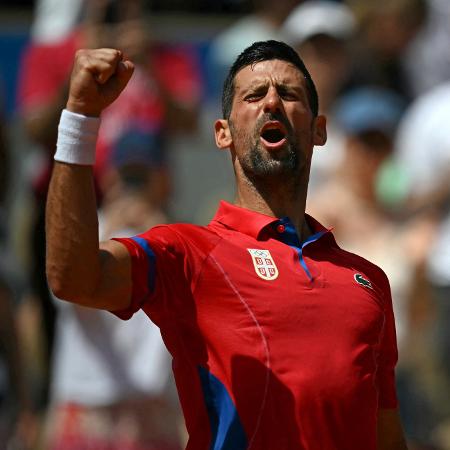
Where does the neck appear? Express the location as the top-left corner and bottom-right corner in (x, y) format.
(234, 169), (311, 240)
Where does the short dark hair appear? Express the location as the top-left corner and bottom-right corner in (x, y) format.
(222, 40), (319, 119)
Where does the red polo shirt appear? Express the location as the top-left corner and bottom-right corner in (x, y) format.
(113, 201), (398, 450)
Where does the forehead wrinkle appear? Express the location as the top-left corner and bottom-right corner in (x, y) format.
(238, 78), (269, 94)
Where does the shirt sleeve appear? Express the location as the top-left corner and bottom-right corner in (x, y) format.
(376, 270), (399, 409)
(111, 225), (190, 321)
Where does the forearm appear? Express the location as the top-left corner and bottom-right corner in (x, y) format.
(45, 49), (135, 310)
(46, 162), (103, 305)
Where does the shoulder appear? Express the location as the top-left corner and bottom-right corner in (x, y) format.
(335, 245), (392, 298)
(138, 223), (223, 255)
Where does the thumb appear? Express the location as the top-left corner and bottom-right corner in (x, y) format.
(116, 59), (135, 90)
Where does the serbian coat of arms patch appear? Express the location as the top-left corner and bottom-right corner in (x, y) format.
(247, 249), (279, 281)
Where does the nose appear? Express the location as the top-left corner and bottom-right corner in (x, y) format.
(263, 86), (283, 114)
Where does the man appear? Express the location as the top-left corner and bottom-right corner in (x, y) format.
(46, 41), (408, 449)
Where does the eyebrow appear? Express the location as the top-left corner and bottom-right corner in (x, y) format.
(240, 79), (304, 94)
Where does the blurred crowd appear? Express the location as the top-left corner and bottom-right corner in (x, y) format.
(0, 0), (449, 449)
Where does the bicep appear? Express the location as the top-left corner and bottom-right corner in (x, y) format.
(377, 409), (408, 450)
(95, 239), (133, 312)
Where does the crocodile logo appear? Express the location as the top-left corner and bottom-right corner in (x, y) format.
(354, 273), (373, 290)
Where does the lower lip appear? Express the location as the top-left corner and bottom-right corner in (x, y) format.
(260, 136), (287, 151)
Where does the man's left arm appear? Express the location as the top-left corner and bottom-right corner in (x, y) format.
(377, 409), (408, 450)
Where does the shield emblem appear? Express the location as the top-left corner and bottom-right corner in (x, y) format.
(247, 249), (279, 281)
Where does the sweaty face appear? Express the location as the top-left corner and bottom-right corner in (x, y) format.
(228, 59), (316, 181)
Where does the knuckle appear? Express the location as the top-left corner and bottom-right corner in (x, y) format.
(106, 48), (121, 60)
(75, 48), (90, 61)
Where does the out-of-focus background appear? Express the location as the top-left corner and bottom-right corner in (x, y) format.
(0, 0), (449, 449)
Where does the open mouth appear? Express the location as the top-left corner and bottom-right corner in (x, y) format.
(262, 128), (285, 143)
(260, 122), (287, 148)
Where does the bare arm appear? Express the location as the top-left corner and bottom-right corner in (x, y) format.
(377, 409), (408, 450)
(46, 48), (135, 311)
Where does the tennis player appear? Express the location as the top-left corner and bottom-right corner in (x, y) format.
(46, 41), (408, 450)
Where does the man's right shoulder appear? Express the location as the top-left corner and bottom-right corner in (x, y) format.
(141, 222), (224, 254)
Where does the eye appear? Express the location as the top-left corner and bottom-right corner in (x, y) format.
(279, 89), (298, 101)
(245, 93), (263, 102)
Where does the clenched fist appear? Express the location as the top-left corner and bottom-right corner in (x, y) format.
(66, 48), (134, 117)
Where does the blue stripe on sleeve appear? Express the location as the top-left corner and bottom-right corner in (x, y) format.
(130, 236), (156, 292)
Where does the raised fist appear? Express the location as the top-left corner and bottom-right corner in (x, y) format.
(66, 48), (134, 117)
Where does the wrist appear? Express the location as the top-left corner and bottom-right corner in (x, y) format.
(54, 109), (101, 166)
(66, 99), (102, 118)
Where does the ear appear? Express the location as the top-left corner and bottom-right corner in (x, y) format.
(214, 119), (233, 149)
(312, 115), (327, 146)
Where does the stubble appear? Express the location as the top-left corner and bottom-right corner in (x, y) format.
(230, 113), (301, 181)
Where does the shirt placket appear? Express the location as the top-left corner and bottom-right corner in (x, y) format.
(274, 218), (326, 281)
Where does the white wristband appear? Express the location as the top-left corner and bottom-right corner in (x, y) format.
(54, 109), (101, 166)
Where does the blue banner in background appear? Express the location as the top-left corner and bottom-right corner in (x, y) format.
(0, 30), (29, 118)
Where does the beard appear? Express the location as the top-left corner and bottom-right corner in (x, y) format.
(230, 114), (302, 181)
(243, 139), (298, 179)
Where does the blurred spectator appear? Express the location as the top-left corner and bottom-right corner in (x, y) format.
(283, 0), (355, 113)
(17, 0), (202, 408)
(0, 101), (35, 449)
(403, 0), (450, 97)
(0, 275), (36, 450)
(31, 0), (84, 44)
(44, 128), (183, 450)
(346, 0), (427, 103)
(393, 81), (450, 449)
(0, 279), (22, 447)
(282, 0), (356, 193)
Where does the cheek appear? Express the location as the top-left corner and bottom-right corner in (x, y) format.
(232, 102), (261, 122)
(232, 109), (261, 138)
(285, 98), (312, 120)
(289, 111), (314, 138)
